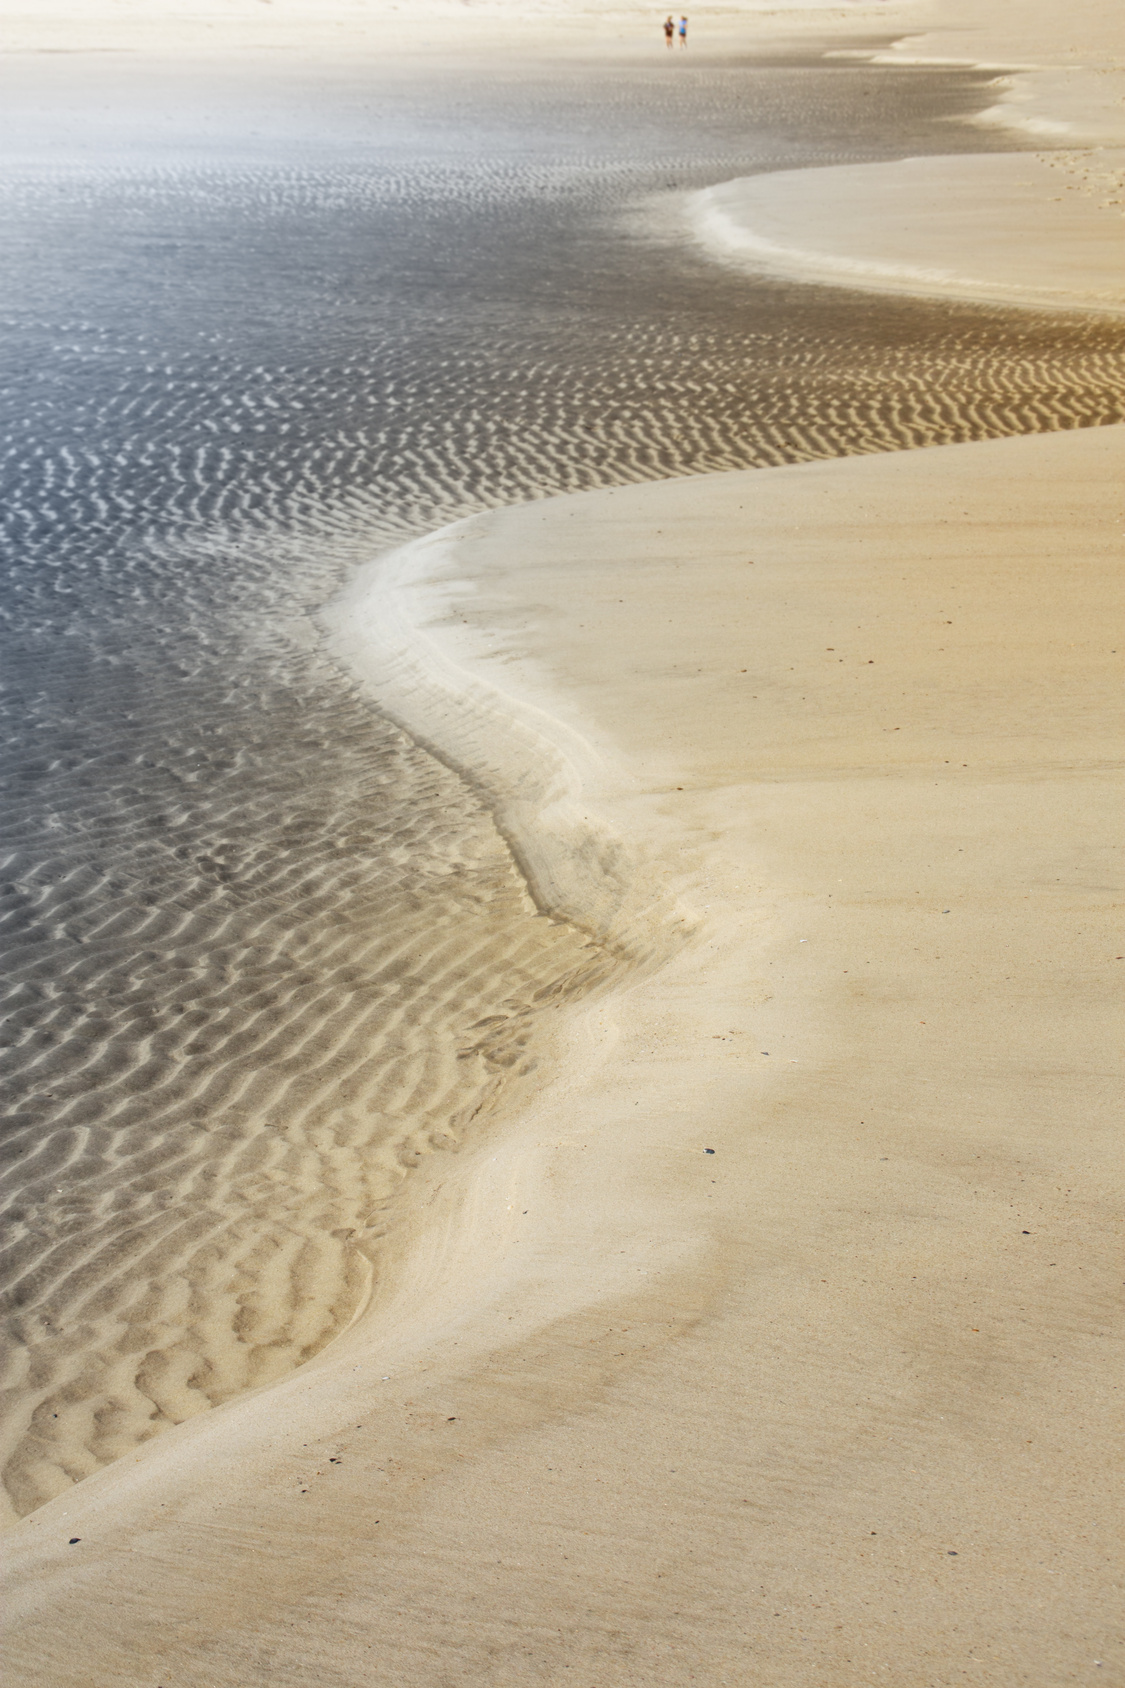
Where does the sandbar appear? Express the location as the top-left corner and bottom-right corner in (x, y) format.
(692, 151), (1125, 314)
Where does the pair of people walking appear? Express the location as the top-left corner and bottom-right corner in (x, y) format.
(664, 14), (687, 48)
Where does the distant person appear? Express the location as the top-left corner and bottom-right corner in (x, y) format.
(678, 15), (688, 46)
(664, 15), (675, 48)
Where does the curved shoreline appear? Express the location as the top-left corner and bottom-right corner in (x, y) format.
(3, 1), (1123, 1680)
(323, 524), (699, 973)
(690, 152), (1125, 316)
(6, 425), (1122, 1683)
(8, 33), (1122, 1536)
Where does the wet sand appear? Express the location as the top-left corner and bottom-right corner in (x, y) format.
(2, 0), (1123, 1681)
(5, 425), (1121, 1685)
(7, 20), (1120, 1532)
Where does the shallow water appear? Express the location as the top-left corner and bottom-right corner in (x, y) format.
(1, 47), (1122, 1520)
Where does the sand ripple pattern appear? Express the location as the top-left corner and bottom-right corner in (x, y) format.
(2, 73), (1124, 1521)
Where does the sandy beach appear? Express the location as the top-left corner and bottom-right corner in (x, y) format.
(2, 1), (1122, 1683)
(692, 151), (1125, 313)
(6, 426), (1121, 1683)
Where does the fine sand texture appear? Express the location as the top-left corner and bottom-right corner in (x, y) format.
(692, 150), (1125, 314)
(4, 424), (1122, 1684)
(2, 0), (1123, 1679)
(9, 30), (1125, 1538)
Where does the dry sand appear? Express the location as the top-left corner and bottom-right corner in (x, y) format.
(3, 0), (1123, 1683)
(692, 151), (1125, 314)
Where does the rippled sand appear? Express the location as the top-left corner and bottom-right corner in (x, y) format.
(2, 45), (1123, 1525)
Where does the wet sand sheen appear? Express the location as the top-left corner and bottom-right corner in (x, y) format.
(2, 33), (1124, 1535)
(0, 3), (1121, 1682)
(3, 423), (1119, 1687)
